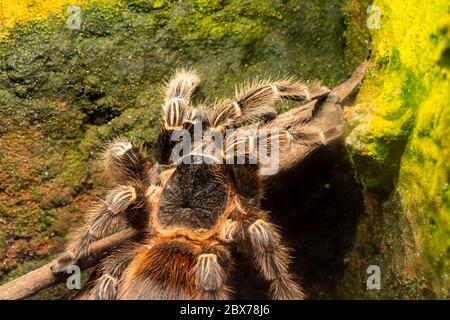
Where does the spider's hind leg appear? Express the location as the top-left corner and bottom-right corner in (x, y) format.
(192, 248), (232, 300)
(93, 242), (139, 300)
(247, 219), (305, 300)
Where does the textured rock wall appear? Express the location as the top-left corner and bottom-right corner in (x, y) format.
(1, 0), (448, 299)
(345, 0), (449, 298)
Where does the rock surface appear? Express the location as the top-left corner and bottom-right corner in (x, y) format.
(345, 0), (450, 299)
(0, 0), (448, 299)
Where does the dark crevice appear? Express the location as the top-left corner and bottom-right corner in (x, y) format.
(229, 141), (365, 299)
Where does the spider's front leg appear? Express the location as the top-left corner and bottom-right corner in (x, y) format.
(208, 79), (330, 129)
(157, 68), (206, 164)
(51, 138), (150, 274)
(51, 185), (141, 273)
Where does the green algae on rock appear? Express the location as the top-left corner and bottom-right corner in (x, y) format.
(345, 0), (450, 299)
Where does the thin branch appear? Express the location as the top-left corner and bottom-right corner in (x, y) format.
(329, 58), (371, 103)
(0, 229), (143, 300)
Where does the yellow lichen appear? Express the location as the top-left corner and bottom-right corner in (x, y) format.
(0, 0), (116, 40)
(347, 0), (450, 297)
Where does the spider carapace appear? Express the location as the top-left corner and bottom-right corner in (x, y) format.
(51, 62), (368, 299)
(158, 163), (227, 231)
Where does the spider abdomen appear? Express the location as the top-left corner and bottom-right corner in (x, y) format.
(118, 239), (198, 299)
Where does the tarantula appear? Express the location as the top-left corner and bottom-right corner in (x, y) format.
(51, 62), (368, 300)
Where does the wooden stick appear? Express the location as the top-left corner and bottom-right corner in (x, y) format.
(0, 229), (142, 300)
(329, 59), (371, 103)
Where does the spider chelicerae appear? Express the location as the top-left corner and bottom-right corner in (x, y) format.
(51, 63), (367, 300)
